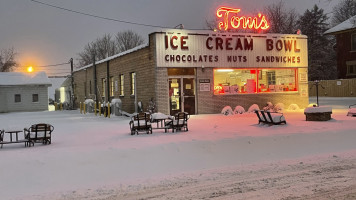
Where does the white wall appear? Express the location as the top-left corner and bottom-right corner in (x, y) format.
(1, 85), (49, 112)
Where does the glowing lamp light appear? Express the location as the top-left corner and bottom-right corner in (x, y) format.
(216, 6), (269, 31)
(27, 66), (34, 73)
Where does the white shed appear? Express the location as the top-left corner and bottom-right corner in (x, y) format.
(0, 72), (52, 113)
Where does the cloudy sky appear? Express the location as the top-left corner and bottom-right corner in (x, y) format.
(0, 0), (338, 76)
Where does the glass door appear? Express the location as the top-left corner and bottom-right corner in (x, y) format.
(169, 78), (181, 116)
(182, 78), (195, 115)
(169, 77), (196, 116)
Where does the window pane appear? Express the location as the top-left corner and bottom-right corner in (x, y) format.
(131, 72), (136, 95)
(214, 69), (257, 94)
(32, 94), (39, 102)
(120, 74), (124, 96)
(15, 94), (21, 102)
(352, 34), (356, 51)
(168, 68), (195, 76)
(258, 69), (297, 92)
(110, 77), (114, 96)
(213, 68), (297, 95)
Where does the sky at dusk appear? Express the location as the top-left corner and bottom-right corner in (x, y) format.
(0, 0), (338, 76)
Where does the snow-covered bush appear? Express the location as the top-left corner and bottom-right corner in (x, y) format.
(248, 104), (260, 113)
(263, 102), (274, 111)
(233, 106), (245, 114)
(288, 104), (300, 111)
(274, 103), (285, 112)
(221, 106), (233, 115)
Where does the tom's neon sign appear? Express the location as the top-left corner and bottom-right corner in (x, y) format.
(217, 7), (269, 31)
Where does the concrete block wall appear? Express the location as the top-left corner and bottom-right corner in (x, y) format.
(73, 42), (156, 113)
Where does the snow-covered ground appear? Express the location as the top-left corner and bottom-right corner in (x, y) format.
(1, 97), (356, 200)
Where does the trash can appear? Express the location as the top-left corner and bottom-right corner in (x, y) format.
(84, 99), (94, 113)
(111, 99), (122, 116)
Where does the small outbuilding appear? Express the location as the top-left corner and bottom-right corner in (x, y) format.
(0, 72), (52, 113)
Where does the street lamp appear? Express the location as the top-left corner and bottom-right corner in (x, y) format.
(27, 66), (34, 73)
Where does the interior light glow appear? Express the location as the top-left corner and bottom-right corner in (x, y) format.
(216, 69), (234, 72)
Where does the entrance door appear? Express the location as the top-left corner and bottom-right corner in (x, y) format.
(169, 78), (195, 116)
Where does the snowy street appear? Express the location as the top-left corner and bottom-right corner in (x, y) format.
(1, 97), (356, 199)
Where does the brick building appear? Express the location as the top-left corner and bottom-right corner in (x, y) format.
(325, 16), (356, 79)
(73, 30), (309, 115)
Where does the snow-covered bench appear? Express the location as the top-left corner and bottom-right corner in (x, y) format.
(129, 112), (152, 135)
(255, 110), (286, 125)
(24, 123), (54, 146)
(347, 104), (356, 117)
(165, 112), (190, 132)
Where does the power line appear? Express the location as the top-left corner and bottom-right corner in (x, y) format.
(30, 0), (172, 29)
(34, 61), (70, 68)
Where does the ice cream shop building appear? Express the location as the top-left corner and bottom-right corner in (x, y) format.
(72, 8), (309, 115)
(72, 29), (308, 115)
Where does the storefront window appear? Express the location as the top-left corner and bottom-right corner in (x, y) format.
(213, 68), (297, 95)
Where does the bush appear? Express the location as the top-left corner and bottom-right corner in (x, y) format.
(233, 106), (245, 114)
(221, 106), (233, 115)
(248, 104), (260, 113)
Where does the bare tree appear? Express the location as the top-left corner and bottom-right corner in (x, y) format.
(0, 47), (18, 72)
(264, 1), (299, 34)
(331, 0), (356, 26)
(95, 34), (118, 60)
(77, 34), (118, 67)
(115, 30), (145, 52)
(77, 30), (144, 67)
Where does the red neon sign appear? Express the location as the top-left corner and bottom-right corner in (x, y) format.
(216, 7), (270, 31)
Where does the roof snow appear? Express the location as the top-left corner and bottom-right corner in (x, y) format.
(0, 71), (52, 86)
(325, 15), (356, 34)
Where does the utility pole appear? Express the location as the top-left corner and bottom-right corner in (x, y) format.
(70, 58), (74, 109)
(93, 54), (98, 106)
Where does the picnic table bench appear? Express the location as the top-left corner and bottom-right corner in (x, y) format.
(0, 129), (30, 148)
(165, 112), (190, 132)
(24, 123), (54, 146)
(129, 112), (152, 135)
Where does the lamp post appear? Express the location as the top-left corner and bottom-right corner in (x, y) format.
(311, 80), (325, 106)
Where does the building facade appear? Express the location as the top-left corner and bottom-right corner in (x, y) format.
(0, 72), (52, 113)
(325, 16), (356, 79)
(73, 30), (309, 115)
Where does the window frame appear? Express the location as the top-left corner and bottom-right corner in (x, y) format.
(351, 33), (356, 51)
(130, 72), (136, 96)
(14, 94), (21, 103)
(347, 64), (356, 75)
(101, 78), (106, 98)
(110, 76), (114, 97)
(213, 68), (298, 95)
(32, 94), (39, 102)
(119, 74), (124, 96)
